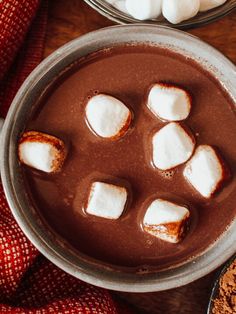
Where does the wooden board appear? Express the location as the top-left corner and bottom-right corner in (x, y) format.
(44, 1), (236, 313)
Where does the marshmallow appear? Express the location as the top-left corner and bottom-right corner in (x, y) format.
(125, 0), (162, 20)
(152, 122), (195, 170)
(114, 1), (129, 13)
(199, 0), (227, 11)
(85, 94), (131, 140)
(105, 0), (116, 4)
(86, 182), (128, 219)
(184, 145), (230, 198)
(147, 83), (191, 121)
(18, 131), (67, 173)
(162, 0), (200, 24)
(143, 199), (190, 243)
(108, 0), (129, 13)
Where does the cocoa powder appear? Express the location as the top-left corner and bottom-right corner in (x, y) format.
(212, 259), (236, 314)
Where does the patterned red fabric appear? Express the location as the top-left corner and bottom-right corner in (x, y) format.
(0, 1), (134, 313)
(0, 0), (40, 81)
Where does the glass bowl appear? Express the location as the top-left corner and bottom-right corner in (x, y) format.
(84, 0), (236, 29)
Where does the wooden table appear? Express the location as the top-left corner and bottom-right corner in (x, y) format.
(44, 1), (236, 313)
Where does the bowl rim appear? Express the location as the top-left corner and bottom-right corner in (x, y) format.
(83, 0), (236, 29)
(1, 24), (236, 292)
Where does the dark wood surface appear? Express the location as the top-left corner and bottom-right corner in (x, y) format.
(44, 1), (236, 313)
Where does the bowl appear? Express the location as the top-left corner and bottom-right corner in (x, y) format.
(83, 0), (236, 29)
(207, 254), (236, 314)
(1, 25), (236, 292)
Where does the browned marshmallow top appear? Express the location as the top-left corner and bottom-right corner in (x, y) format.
(22, 45), (236, 272)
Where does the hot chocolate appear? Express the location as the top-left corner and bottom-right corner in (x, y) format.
(21, 45), (236, 272)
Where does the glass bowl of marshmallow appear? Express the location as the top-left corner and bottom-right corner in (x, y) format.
(84, 0), (236, 28)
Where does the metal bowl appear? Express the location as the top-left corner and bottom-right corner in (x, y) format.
(84, 0), (236, 29)
(207, 254), (236, 314)
(1, 25), (236, 292)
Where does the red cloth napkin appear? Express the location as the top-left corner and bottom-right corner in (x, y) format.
(0, 1), (134, 313)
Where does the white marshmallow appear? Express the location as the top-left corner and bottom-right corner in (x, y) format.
(105, 0), (116, 4)
(162, 0), (200, 24)
(104, 0), (129, 13)
(125, 0), (162, 20)
(18, 131), (67, 173)
(152, 122), (195, 170)
(199, 0), (227, 11)
(112, 0), (129, 13)
(143, 199), (190, 243)
(147, 84), (191, 121)
(86, 182), (128, 219)
(85, 94), (131, 139)
(184, 145), (230, 198)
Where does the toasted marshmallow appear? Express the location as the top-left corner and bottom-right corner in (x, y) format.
(199, 0), (227, 11)
(86, 182), (128, 219)
(85, 94), (131, 140)
(18, 131), (67, 173)
(152, 122), (195, 170)
(125, 0), (162, 20)
(143, 199), (190, 243)
(184, 145), (230, 198)
(162, 0), (200, 24)
(147, 83), (191, 121)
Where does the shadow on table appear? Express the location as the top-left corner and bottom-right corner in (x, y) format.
(114, 270), (218, 314)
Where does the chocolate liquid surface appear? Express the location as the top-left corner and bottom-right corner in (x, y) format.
(23, 45), (236, 272)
